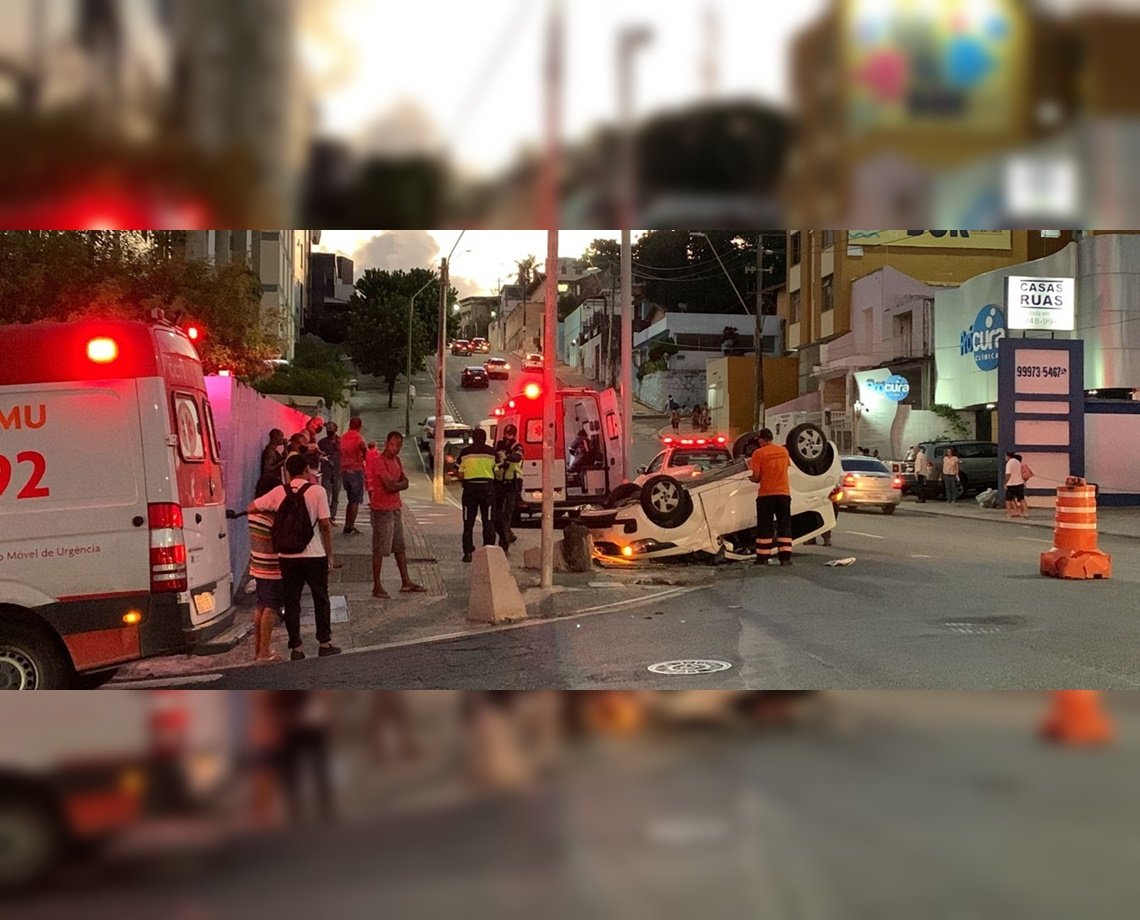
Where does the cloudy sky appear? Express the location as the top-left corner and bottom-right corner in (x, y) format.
(317, 230), (639, 296)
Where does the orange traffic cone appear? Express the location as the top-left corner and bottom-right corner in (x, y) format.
(1040, 691), (1113, 746)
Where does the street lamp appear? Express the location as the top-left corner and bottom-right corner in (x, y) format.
(405, 277), (436, 437)
(432, 232), (468, 503)
(690, 231), (769, 431)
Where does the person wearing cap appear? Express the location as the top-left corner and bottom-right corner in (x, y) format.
(493, 423), (524, 552)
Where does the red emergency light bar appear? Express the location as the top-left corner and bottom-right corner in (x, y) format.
(523, 383), (542, 400)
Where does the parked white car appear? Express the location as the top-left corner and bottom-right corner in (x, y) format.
(580, 424), (842, 563)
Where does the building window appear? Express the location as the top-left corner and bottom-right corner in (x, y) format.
(790, 232), (802, 266)
(821, 277), (834, 313)
(790, 290), (801, 325)
(821, 230), (836, 250)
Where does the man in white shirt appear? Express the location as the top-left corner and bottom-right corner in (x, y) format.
(913, 446), (928, 503)
(249, 454), (342, 661)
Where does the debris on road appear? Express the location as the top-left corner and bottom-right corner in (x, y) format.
(825, 557), (857, 567)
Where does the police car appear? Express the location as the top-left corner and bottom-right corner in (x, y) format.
(579, 424), (842, 563)
(634, 435), (733, 488)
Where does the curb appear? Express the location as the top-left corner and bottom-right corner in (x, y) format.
(897, 505), (1140, 542)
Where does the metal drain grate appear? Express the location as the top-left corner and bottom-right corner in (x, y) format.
(647, 659), (733, 675)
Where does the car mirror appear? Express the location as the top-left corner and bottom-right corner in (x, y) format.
(637, 466), (647, 474)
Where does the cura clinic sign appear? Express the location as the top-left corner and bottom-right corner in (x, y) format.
(1006, 276), (1075, 331)
(960, 304), (1006, 372)
(866, 374), (911, 401)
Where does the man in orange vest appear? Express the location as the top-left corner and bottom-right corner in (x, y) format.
(749, 428), (793, 567)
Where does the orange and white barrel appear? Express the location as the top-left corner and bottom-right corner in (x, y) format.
(1053, 481), (1100, 553)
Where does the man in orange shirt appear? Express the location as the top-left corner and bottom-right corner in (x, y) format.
(748, 428), (793, 567)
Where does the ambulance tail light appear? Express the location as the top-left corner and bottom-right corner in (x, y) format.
(149, 691), (189, 760)
(86, 336), (119, 364)
(523, 382), (542, 400)
(148, 503), (188, 593)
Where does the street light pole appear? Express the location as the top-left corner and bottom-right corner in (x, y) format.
(405, 277), (435, 437)
(432, 231), (467, 504)
(618, 26), (650, 481)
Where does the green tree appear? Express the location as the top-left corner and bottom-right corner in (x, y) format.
(581, 238), (620, 271)
(633, 230), (760, 315)
(0, 231), (276, 378)
(344, 268), (460, 408)
(252, 337), (352, 407)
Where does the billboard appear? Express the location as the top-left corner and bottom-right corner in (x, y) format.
(1006, 276), (1075, 331)
(849, 230), (1012, 250)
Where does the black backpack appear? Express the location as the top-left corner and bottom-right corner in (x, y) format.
(271, 482), (316, 554)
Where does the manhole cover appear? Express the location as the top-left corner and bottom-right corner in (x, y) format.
(647, 659), (733, 675)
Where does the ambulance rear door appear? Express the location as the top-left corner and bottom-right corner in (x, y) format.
(595, 387), (625, 491)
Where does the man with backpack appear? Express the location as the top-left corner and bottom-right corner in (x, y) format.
(249, 453), (342, 661)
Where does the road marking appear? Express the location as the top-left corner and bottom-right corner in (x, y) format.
(108, 673), (224, 689)
(339, 585), (705, 657)
(1017, 536), (1052, 544)
(844, 530), (884, 540)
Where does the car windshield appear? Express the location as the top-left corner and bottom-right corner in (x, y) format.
(443, 428), (473, 441)
(842, 459), (891, 473)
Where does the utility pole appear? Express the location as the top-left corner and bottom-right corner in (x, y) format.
(433, 257), (449, 503)
(755, 236), (768, 431)
(618, 26), (650, 479)
(405, 277), (434, 437)
(539, 0), (563, 589)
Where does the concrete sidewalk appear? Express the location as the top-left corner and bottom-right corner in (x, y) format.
(897, 496), (1140, 540)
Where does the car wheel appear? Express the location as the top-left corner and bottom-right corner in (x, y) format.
(0, 623), (74, 690)
(0, 793), (65, 892)
(639, 475), (693, 528)
(882, 505), (896, 515)
(603, 483), (642, 509)
(785, 423), (835, 476)
(732, 431), (763, 460)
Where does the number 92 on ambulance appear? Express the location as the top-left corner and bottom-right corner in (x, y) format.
(0, 319), (235, 689)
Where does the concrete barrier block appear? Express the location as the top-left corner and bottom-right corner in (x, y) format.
(522, 542), (571, 573)
(468, 545), (528, 624)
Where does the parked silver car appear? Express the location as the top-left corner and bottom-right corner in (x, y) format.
(835, 456), (902, 514)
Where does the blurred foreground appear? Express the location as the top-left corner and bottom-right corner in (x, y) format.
(1, 1), (1138, 227)
(4, 691), (1139, 918)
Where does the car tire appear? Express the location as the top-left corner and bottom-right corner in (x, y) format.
(732, 431), (764, 460)
(603, 483), (642, 509)
(0, 793), (65, 892)
(882, 505), (896, 515)
(785, 423), (835, 476)
(0, 623), (74, 690)
(639, 475), (693, 529)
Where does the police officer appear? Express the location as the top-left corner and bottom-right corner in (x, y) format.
(457, 428), (498, 562)
(493, 423), (524, 552)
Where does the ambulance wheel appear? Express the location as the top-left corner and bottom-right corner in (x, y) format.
(785, 423), (834, 476)
(0, 792), (65, 892)
(0, 623), (73, 690)
(640, 475), (693, 529)
(603, 483), (642, 509)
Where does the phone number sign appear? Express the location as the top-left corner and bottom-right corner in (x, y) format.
(1014, 349), (1070, 395)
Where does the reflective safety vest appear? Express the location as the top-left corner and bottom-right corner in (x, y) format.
(493, 438), (524, 482)
(457, 444), (497, 482)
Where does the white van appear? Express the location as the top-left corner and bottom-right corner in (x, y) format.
(0, 691), (235, 890)
(0, 318), (236, 688)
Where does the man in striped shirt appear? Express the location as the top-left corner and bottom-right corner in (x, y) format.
(248, 477), (284, 662)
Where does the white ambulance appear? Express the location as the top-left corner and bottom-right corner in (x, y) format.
(0, 317), (236, 688)
(492, 383), (626, 517)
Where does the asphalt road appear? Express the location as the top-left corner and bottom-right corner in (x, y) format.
(184, 508), (1140, 690)
(17, 693), (1140, 919)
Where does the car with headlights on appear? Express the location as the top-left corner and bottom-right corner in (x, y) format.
(578, 423), (842, 564)
(483, 357), (511, 379)
(835, 457), (902, 513)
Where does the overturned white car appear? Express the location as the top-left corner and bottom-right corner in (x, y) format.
(578, 424), (842, 564)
